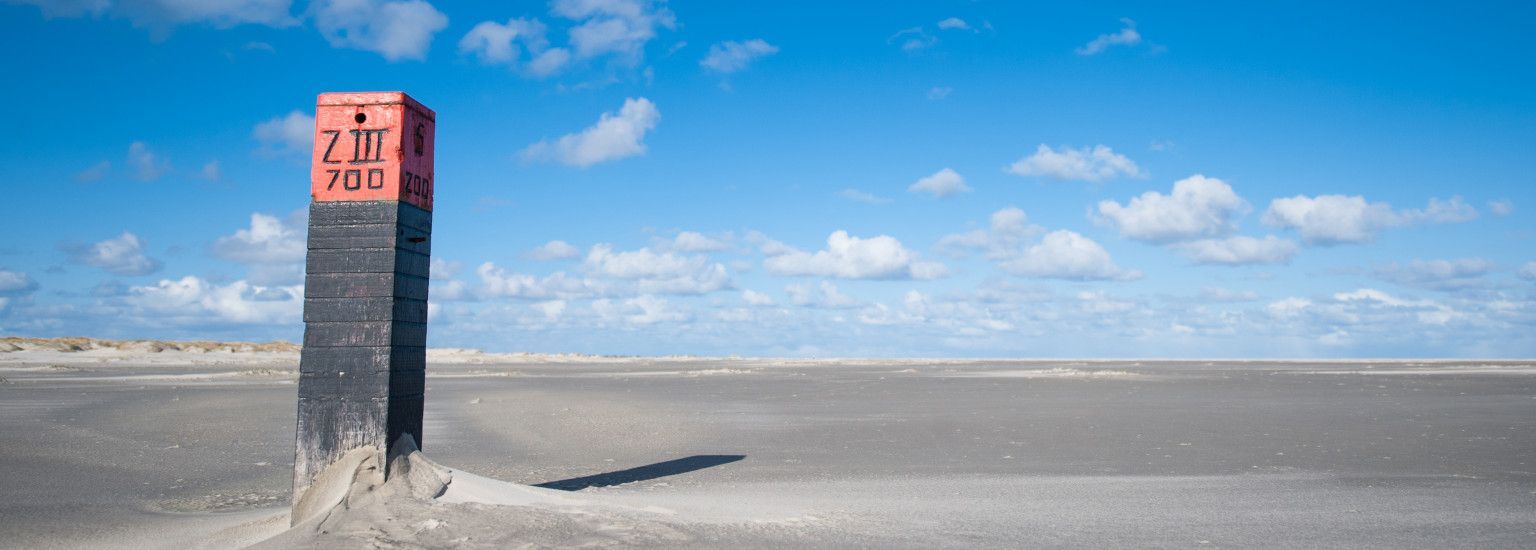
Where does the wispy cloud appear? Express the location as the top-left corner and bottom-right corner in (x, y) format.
(1263, 195), (1477, 245)
(127, 141), (168, 181)
(838, 189), (892, 205)
(1007, 144), (1144, 183)
(1174, 236), (1298, 266)
(1076, 17), (1141, 55)
(527, 240), (581, 261)
(936, 17), (971, 31)
(253, 111), (315, 157)
(889, 26), (936, 51)
(75, 160), (111, 183)
(1373, 258), (1494, 291)
(11, 0), (297, 30)
(700, 39), (778, 74)
(908, 168), (972, 198)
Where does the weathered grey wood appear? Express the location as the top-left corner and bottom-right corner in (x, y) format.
(303, 321), (428, 347)
(304, 297), (428, 323)
(307, 224), (431, 255)
(297, 370), (390, 399)
(293, 397), (388, 501)
(309, 201), (432, 232)
(296, 369), (423, 398)
(306, 248), (429, 275)
(300, 345), (426, 373)
(303, 272), (428, 299)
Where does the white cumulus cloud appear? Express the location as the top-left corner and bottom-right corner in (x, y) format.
(764, 230), (947, 280)
(312, 0), (449, 62)
(591, 295), (687, 325)
(458, 17), (548, 65)
(1263, 195), (1478, 245)
(212, 212), (306, 284)
(457, 0), (672, 77)
(999, 230), (1140, 281)
(584, 244), (728, 288)
(213, 212), (305, 265)
(430, 258), (462, 279)
(526, 48), (573, 76)
(521, 97), (660, 167)
(1333, 288), (1460, 326)
(936, 207), (1041, 259)
(1007, 144), (1143, 183)
(0, 270), (38, 296)
(907, 167), (972, 198)
(1266, 288), (1464, 329)
(668, 231), (730, 252)
(128, 276), (301, 325)
(476, 244), (728, 296)
(1096, 175), (1248, 242)
(66, 232), (162, 276)
(527, 240), (581, 260)
(477, 264), (597, 300)
(553, 0), (675, 63)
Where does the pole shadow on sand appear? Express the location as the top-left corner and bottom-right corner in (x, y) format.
(534, 455), (747, 491)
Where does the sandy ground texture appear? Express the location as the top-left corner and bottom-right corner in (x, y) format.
(1, 338), (1534, 548)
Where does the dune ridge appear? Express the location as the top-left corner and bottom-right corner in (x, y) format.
(0, 336), (301, 354)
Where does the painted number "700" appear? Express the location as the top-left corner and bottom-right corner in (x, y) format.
(325, 168), (385, 191)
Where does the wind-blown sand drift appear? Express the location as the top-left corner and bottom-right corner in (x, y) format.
(1, 338), (1534, 548)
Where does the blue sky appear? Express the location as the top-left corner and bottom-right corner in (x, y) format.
(3, 0), (1534, 357)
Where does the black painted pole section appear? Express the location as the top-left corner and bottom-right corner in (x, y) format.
(293, 92), (435, 509)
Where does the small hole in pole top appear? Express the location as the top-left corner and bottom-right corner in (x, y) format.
(354, 112), (367, 124)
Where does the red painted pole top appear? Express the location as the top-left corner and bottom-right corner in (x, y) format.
(310, 91), (435, 211)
